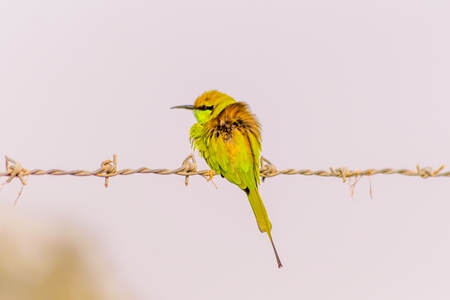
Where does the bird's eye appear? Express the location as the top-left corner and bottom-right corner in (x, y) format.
(198, 105), (213, 110)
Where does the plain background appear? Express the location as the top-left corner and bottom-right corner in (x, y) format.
(1, 1), (450, 299)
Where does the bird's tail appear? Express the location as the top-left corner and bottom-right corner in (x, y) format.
(247, 188), (283, 268)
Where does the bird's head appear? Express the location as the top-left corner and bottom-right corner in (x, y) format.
(171, 90), (236, 125)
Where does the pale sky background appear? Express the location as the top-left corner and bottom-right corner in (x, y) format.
(1, 1), (450, 299)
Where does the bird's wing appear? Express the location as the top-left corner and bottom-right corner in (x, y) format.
(203, 102), (262, 190)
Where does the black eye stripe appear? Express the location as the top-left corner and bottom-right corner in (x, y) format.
(197, 105), (213, 111)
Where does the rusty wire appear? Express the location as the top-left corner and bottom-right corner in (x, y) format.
(0, 155), (448, 188)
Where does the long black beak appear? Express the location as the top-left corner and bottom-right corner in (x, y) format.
(171, 105), (195, 110)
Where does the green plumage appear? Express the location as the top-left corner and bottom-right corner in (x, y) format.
(172, 90), (282, 268)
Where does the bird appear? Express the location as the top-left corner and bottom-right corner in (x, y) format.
(171, 90), (282, 268)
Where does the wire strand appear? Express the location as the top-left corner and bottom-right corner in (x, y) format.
(0, 155), (447, 188)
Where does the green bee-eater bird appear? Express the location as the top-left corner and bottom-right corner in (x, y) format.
(172, 90), (283, 268)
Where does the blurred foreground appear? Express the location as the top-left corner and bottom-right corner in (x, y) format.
(0, 211), (131, 300)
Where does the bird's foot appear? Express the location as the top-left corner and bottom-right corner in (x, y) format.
(205, 169), (215, 181)
(203, 170), (218, 189)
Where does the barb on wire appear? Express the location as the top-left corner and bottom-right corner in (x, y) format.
(99, 154), (117, 187)
(0, 155), (448, 189)
(4, 156), (29, 185)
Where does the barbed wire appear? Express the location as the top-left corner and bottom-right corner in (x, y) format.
(0, 154), (448, 189)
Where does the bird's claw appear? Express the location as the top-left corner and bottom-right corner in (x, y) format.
(203, 170), (218, 189)
(206, 170), (215, 181)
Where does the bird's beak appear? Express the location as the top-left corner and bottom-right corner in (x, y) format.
(171, 105), (195, 110)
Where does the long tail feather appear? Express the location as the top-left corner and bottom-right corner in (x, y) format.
(247, 188), (283, 268)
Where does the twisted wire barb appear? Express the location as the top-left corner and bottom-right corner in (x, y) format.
(0, 155), (447, 188)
